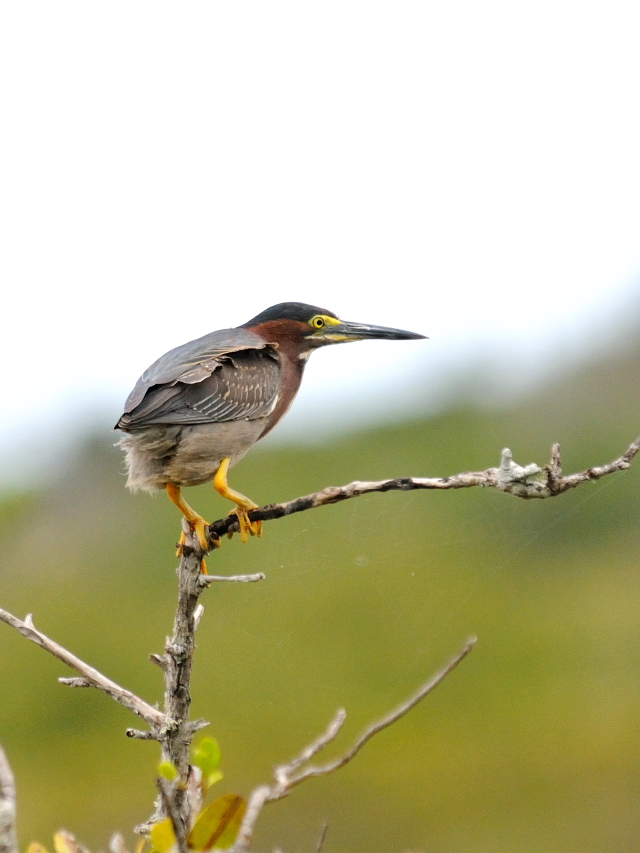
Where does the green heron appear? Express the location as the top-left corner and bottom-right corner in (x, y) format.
(116, 302), (425, 552)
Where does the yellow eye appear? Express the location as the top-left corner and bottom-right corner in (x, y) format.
(310, 315), (325, 329)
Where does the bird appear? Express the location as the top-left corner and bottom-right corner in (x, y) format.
(115, 302), (425, 554)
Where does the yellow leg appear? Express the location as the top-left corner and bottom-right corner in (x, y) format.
(213, 457), (262, 543)
(166, 483), (212, 557)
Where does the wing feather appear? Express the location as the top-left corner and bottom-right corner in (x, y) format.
(117, 347), (281, 429)
(122, 327), (269, 413)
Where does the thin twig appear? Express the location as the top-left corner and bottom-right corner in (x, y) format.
(315, 822), (328, 853)
(286, 636), (477, 787)
(0, 746), (18, 853)
(126, 729), (159, 740)
(232, 637), (476, 852)
(200, 573), (266, 584)
(206, 438), (640, 545)
(275, 710), (346, 782)
(0, 609), (164, 729)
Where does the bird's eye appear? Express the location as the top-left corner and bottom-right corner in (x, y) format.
(310, 316), (325, 329)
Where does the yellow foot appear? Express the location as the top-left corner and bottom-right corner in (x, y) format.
(229, 506), (262, 543)
(166, 484), (218, 558)
(175, 517), (214, 555)
(214, 458), (263, 544)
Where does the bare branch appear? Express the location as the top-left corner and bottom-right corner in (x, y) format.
(141, 522), (213, 832)
(0, 609), (164, 729)
(157, 778), (189, 853)
(161, 531), (203, 769)
(207, 438), (640, 545)
(232, 637), (476, 852)
(200, 573), (266, 584)
(315, 822), (328, 853)
(289, 636), (477, 786)
(275, 710), (346, 783)
(0, 746), (18, 853)
(126, 729), (159, 741)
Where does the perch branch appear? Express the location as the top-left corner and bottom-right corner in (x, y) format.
(207, 437), (640, 545)
(232, 636), (476, 852)
(0, 609), (164, 729)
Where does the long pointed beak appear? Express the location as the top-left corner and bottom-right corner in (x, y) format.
(324, 320), (427, 342)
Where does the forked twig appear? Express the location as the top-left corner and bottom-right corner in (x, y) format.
(0, 609), (164, 729)
(231, 637), (477, 852)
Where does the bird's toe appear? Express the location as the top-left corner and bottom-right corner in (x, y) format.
(176, 516), (214, 554)
(230, 506), (262, 543)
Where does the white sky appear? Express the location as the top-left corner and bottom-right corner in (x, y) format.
(1, 2), (640, 487)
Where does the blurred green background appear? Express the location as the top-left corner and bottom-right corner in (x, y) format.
(1, 335), (640, 853)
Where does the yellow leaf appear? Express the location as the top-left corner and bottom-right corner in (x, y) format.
(150, 818), (176, 853)
(53, 832), (80, 853)
(27, 844), (50, 853)
(187, 794), (247, 851)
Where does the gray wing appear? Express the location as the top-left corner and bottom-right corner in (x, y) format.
(116, 334), (282, 429)
(121, 327), (270, 413)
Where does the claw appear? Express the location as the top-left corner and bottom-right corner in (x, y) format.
(176, 530), (186, 558)
(230, 507), (262, 543)
(192, 517), (211, 551)
(174, 515), (209, 552)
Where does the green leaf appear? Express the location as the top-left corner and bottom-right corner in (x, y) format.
(187, 794), (247, 851)
(158, 760), (178, 781)
(150, 818), (176, 853)
(192, 738), (221, 778)
(206, 769), (224, 789)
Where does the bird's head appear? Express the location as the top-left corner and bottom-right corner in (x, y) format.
(242, 302), (426, 361)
